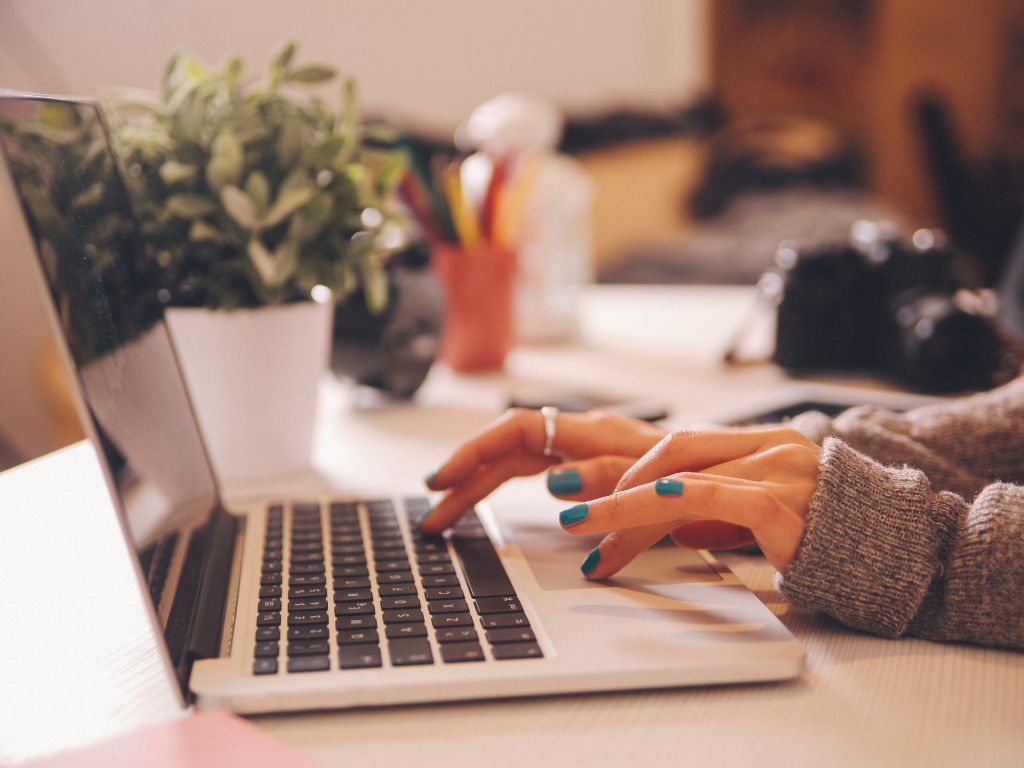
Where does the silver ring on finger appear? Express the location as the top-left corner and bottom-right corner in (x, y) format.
(541, 405), (559, 457)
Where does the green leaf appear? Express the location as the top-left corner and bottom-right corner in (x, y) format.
(189, 220), (222, 242)
(205, 131), (243, 190)
(247, 236), (276, 285)
(220, 185), (257, 229)
(244, 171), (271, 217)
(273, 40), (297, 73)
(276, 117), (305, 167)
(159, 161), (197, 185)
(261, 184), (315, 229)
(166, 193), (219, 219)
(287, 65), (336, 84)
(361, 259), (389, 315)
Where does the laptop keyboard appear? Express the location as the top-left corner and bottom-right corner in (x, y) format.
(252, 497), (542, 675)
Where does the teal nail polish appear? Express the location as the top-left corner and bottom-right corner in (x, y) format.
(547, 468), (583, 495)
(424, 468), (440, 486)
(655, 477), (684, 496)
(581, 547), (601, 576)
(559, 503), (589, 527)
(414, 510), (433, 528)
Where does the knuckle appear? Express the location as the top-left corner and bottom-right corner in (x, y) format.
(599, 456), (629, 488)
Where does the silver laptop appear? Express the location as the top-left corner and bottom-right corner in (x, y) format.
(0, 92), (803, 714)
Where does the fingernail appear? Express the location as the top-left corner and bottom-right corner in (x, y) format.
(581, 546), (601, 576)
(547, 468), (583, 495)
(559, 503), (589, 527)
(414, 510), (433, 529)
(655, 477), (684, 496)
(424, 467), (441, 487)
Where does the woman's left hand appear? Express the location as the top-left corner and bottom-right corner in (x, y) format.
(562, 427), (822, 578)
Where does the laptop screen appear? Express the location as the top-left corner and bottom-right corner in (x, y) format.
(0, 96), (220, 563)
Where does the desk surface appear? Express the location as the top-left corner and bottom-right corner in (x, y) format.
(4, 286), (1022, 767)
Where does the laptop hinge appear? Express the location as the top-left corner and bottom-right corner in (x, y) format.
(171, 506), (239, 698)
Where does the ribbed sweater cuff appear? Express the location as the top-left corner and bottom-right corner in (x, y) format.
(777, 437), (953, 638)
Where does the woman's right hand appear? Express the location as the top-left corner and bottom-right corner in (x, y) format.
(419, 408), (666, 533)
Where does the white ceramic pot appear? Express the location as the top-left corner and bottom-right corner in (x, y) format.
(165, 300), (333, 483)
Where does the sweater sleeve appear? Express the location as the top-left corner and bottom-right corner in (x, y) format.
(790, 376), (1024, 497)
(777, 437), (1024, 650)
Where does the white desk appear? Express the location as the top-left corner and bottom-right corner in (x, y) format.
(4, 286), (1022, 767)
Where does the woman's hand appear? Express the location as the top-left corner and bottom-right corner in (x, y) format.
(420, 408), (666, 532)
(564, 427), (821, 578)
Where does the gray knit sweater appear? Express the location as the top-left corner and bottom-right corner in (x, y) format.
(779, 376), (1024, 650)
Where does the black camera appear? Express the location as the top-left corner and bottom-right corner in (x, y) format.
(770, 221), (1015, 393)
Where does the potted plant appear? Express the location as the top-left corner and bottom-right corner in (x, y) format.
(106, 41), (411, 480)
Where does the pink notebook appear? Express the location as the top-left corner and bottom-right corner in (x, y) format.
(25, 712), (323, 768)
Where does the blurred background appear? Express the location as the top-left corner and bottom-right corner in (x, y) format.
(2, 0), (1023, 467)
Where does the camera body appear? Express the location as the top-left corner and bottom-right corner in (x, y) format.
(773, 222), (1010, 392)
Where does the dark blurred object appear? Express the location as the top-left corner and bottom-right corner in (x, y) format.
(770, 220), (1017, 393)
(999, 222), (1024, 343)
(331, 242), (443, 398)
(915, 93), (1024, 286)
(558, 99), (724, 154)
(689, 116), (863, 219)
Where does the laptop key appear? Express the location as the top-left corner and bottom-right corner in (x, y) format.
(382, 609), (424, 624)
(428, 599), (469, 615)
(261, 573), (283, 586)
(336, 615), (377, 630)
(339, 645), (383, 669)
(253, 658), (278, 675)
(418, 563), (455, 576)
(385, 623), (428, 639)
(377, 583), (417, 597)
(436, 627), (479, 644)
(288, 598), (327, 612)
(287, 656), (330, 673)
(333, 565), (369, 578)
(440, 642), (485, 664)
(377, 570), (414, 584)
(475, 597), (523, 614)
(257, 612), (281, 626)
(431, 613), (474, 629)
(288, 625), (328, 641)
(255, 627), (280, 642)
(333, 577), (370, 590)
(336, 601), (375, 616)
(289, 574), (325, 586)
(287, 639), (330, 657)
(334, 588), (372, 602)
(421, 574), (460, 588)
(254, 641), (279, 657)
(424, 587), (464, 601)
(486, 627), (536, 644)
(479, 614), (530, 629)
(380, 596), (420, 610)
(287, 611), (329, 626)
(290, 563), (325, 575)
(388, 638), (433, 666)
(375, 559), (411, 573)
(338, 629), (379, 644)
(288, 585), (327, 599)
(258, 598), (281, 612)
(259, 585), (282, 599)
(491, 642), (543, 660)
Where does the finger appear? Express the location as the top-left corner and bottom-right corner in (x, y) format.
(559, 473), (776, 535)
(428, 409), (663, 490)
(419, 450), (556, 533)
(669, 521), (755, 551)
(545, 456), (636, 501)
(615, 428), (805, 493)
(578, 523), (674, 581)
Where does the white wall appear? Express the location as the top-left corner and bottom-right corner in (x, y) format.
(0, 0), (709, 133)
(0, 0), (709, 464)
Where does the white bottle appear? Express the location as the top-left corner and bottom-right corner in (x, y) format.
(461, 93), (593, 342)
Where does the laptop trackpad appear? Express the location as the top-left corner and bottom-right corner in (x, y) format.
(500, 520), (722, 593)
